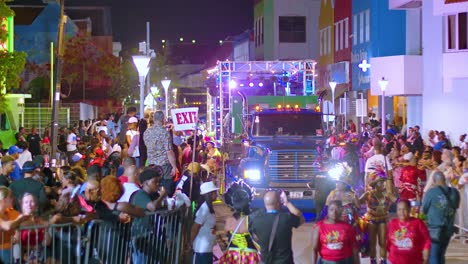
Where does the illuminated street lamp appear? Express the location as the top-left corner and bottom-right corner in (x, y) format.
(150, 85), (159, 110)
(329, 81), (337, 128)
(379, 77), (389, 135)
(161, 78), (172, 118)
(132, 55), (151, 117)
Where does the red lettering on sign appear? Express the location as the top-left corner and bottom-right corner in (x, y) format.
(175, 111), (197, 125)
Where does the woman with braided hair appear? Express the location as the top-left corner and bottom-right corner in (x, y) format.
(219, 181), (260, 264)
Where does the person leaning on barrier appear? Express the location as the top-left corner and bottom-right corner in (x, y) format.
(130, 166), (167, 263)
(130, 167), (167, 212)
(0, 186), (31, 263)
(98, 176), (145, 223)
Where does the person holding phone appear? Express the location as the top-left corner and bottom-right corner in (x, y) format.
(248, 190), (304, 264)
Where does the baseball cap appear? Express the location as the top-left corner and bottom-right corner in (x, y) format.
(72, 153), (86, 163)
(8, 145), (23, 155)
(128, 117), (138, 124)
(22, 161), (37, 173)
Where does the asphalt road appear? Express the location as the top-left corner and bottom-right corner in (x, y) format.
(213, 203), (468, 264)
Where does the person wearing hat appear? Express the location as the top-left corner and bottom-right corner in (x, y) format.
(204, 141), (222, 174)
(359, 174), (397, 264)
(126, 116), (140, 166)
(219, 182), (260, 263)
(7, 145), (23, 181)
(131, 167), (167, 212)
(325, 174), (360, 223)
(9, 161), (48, 214)
(190, 181), (219, 263)
(174, 162), (201, 201)
(118, 106), (137, 148)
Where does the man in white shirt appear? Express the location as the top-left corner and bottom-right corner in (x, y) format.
(365, 138), (393, 190)
(118, 163), (140, 203)
(66, 128), (77, 162)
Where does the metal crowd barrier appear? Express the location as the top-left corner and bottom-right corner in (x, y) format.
(0, 206), (190, 264)
(83, 206), (189, 264)
(0, 222), (82, 264)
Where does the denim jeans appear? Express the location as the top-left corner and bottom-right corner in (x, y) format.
(0, 249), (11, 264)
(430, 241), (449, 264)
(193, 252), (213, 264)
(132, 242), (148, 264)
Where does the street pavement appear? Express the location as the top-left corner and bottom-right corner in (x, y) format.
(214, 203), (468, 264)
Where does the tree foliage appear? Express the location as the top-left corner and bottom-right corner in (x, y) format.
(0, 0), (27, 113)
(61, 32), (120, 99)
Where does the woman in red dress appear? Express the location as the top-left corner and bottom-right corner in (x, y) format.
(311, 200), (360, 264)
(387, 200), (431, 264)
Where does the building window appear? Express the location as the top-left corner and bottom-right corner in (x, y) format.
(279, 16), (306, 43)
(261, 16), (264, 45)
(335, 22), (339, 51)
(353, 15), (357, 46)
(365, 10), (370, 42)
(447, 12), (468, 51)
(344, 18), (349, 49)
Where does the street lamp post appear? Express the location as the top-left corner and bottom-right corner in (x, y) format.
(378, 77), (389, 135)
(150, 85), (159, 110)
(132, 55), (151, 117)
(161, 78), (172, 118)
(329, 81), (337, 128)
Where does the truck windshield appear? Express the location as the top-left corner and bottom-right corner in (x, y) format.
(252, 112), (322, 136)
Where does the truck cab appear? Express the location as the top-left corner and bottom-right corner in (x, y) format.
(237, 101), (326, 212)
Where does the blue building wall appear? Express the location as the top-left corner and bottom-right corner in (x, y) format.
(14, 3), (77, 64)
(351, 0), (406, 91)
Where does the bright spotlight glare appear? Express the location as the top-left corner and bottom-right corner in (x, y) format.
(249, 82), (254, 87)
(229, 80), (237, 89)
(328, 164), (345, 181)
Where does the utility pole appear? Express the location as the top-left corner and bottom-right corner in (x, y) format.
(146, 22), (151, 102)
(50, 0), (67, 160)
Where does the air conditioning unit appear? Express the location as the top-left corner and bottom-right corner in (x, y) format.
(389, 0), (422, 10)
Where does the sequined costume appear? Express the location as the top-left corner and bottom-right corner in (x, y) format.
(364, 190), (392, 225)
(219, 216), (260, 264)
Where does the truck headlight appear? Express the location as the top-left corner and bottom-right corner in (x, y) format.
(244, 169), (261, 181)
(328, 164), (345, 181)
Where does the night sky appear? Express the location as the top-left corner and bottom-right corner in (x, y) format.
(68, 0), (254, 50)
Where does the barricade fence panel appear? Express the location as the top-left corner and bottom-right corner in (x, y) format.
(0, 207), (189, 264)
(0, 222), (83, 264)
(84, 206), (189, 264)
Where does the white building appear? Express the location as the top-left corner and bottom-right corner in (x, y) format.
(422, 0), (468, 140)
(254, 0), (321, 60)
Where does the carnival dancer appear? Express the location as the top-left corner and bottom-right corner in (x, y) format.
(311, 200), (360, 264)
(219, 181), (260, 264)
(323, 171), (367, 257)
(360, 175), (397, 264)
(398, 153), (426, 216)
(386, 200), (431, 264)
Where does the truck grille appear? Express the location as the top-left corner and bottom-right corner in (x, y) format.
(268, 150), (321, 181)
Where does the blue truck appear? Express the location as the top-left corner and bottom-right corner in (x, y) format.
(227, 96), (330, 214)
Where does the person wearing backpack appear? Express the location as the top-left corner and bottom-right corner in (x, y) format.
(422, 171), (460, 264)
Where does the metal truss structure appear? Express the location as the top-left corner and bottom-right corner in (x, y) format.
(207, 60), (317, 144)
